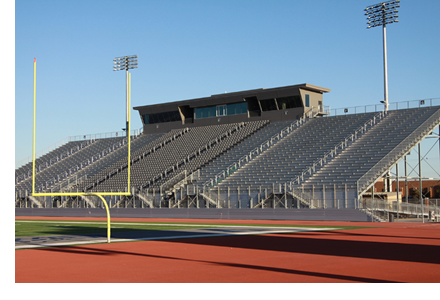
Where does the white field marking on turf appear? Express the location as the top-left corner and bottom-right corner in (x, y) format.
(15, 227), (333, 250)
(14, 220), (337, 231)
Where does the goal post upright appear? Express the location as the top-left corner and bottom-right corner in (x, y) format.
(128, 72), (131, 192)
(32, 58), (36, 195)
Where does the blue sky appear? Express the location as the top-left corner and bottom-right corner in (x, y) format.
(12, 0), (440, 170)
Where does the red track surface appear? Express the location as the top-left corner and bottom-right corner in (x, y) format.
(15, 217), (440, 283)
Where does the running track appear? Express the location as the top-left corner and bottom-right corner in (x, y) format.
(15, 217), (440, 283)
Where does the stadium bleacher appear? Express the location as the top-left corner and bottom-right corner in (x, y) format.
(15, 103), (440, 221)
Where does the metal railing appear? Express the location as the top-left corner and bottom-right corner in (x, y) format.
(15, 139), (95, 184)
(16, 127), (143, 169)
(140, 123), (246, 190)
(202, 106), (321, 188)
(32, 131), (143, 193)
(357, 107), (440, 196)
(84, 127), (191, 191)
(290, 110), (387, 186)
(68, 127), (143, 142)
(328, 98), (440, 116)
(362, 198), (440, 218)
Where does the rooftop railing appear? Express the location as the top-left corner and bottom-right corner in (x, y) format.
(327, 98), (440, 117)
(16, 127), (143, 169)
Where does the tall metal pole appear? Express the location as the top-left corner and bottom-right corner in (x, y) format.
(365, 0), (400, 112)
(113, 55), (138, 137)
(382, 23), (389, 112)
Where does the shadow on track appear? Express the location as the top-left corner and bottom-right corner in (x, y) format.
(37, 245), (400, 283)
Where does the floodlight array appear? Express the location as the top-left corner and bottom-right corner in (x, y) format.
(365, 0), (400, 29)
(113, 55), (138, 71)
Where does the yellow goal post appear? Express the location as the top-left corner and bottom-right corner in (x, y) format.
(30, 58), (133, 243)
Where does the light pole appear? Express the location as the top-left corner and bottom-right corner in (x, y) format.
(365, 0), (400, 112)
(113, 55), (138, 136)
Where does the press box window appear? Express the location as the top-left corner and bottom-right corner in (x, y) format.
(227, 102), (247, 115)
(195, 106), (216, 119)
(276, 96), (302, 109)
(194, 102), (247, 119)
(260, 99), (277, 111)
(217, 105), (226, 116)
(142, 110), (180, 124)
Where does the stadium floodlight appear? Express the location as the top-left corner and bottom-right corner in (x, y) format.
(113, 55), (138, 136)
(365, 0), (400, 112)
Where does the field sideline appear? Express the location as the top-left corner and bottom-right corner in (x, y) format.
(15, 218), (349, 249)
(15, 216), (440, 283)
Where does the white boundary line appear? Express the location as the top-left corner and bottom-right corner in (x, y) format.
(15, 226), (336, 250)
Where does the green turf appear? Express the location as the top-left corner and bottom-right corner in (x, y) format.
(15, 219), (371, 238)
(15, 221), (212, 237)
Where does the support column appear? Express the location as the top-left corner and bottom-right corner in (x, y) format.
(404, 155), (408, 203)
(419, 143), (424, 223)
(396, 163), (399, 221)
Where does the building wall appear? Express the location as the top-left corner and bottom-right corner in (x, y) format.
(374, 180), (440, 198)
(141, 107), (306, 134)
(134, 84), (330, 134)
(299, 88), (323, 111)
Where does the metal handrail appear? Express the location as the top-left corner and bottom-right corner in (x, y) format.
(357, 107), (440, 196)
(290, 110), (387, 186)
(363, 198), (440, 217)
(140, 123), (246, 191)
(15, 139), (96, 184)
(327, 98), (440, 117)
(203, 107), (321, 188)
(16, 127), (144, 169)
(34, 130), (143, 192)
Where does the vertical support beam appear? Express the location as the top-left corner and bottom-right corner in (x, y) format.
(419, 143), (424, 223)
(196, 185), (199, 209)
(404, 155), (408, 203)
(344, 184), (347, 208)
(238, 186), (241, 209)
(396, 163), (399, 221)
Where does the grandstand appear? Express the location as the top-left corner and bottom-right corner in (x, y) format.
(15, 83), (440, 222)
